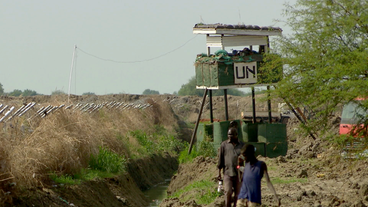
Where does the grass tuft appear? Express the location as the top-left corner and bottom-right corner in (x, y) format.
(89, 147), (127, 174)
(178, 138), (217, 164)
(170, 180), (220, 205)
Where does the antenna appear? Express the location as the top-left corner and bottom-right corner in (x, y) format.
(238, 9), (242, 24)
(68, 45), (77, 104)
(200, 15), (205, 23)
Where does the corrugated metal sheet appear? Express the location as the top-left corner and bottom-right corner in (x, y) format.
(206, 36), (268, 47)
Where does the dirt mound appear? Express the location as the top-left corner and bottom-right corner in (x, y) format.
(167, 156), (218, 196)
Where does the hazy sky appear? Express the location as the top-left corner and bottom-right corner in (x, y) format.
(1, 0), (297, 95)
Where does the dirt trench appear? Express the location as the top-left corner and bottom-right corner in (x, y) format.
(5, 153), (178, 207)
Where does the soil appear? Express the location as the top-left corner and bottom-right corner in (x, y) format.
(4, 152), (178, 207)
(160, 114), (368, 207)
(1, 94), (367, 207)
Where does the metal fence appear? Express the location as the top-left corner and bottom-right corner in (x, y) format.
(0, 101), (153, 125)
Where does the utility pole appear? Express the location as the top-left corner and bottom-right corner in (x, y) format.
(68, 45), (77, 104)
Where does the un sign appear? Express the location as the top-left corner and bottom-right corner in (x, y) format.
(234, 62), (257, 84)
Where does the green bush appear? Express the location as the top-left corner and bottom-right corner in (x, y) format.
(129, 127), (185, 156)
(178, 139), (216, 164)
(130, 130), (155, 155)
(89, 147), (127, 174)
(157, 134), (186, 153)
(50, 174), (81, 185)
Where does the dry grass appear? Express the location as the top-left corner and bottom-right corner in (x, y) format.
(0, 98), (179, 190)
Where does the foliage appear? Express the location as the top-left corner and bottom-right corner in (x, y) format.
(51, 89), (66, 95)
(8, 89), (22, 97)
(50, 168), (115, 185)
(178, 76), (245, 97)
(130, 130), (155, 155)
(170, 180), (220, 205)
(6, 89), (39, 97)
(129, 127), (185, 157)
(22, 89), (38, 96)
(89, 147), (127, 174)
(332, 134), (355, 148)
(50, 173), (81, 185)
(178, 139), (217, 164)
(266, 0), (368, 135)
(82, 92), (95, 95)
(270, 177), (308, 184)
(0, 83), (4, 95)
(142, 89), (160, 95)
(242, 87), (269, 97)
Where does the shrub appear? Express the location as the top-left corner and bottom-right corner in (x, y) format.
(89, 147), (127, 174)
(178, 139), (216, 164)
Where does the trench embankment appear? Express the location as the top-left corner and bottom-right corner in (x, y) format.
(7, 153), (179, 207)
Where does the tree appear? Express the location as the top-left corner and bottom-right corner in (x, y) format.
(178, 77), (203, 96)
(22, 89), (38, 96)
(82, 92), (96, 95)
(178, 76), (245, 96)
(264, 0), (368, 133)
(0, 83), (4, 95)
(142, 89), (160, 95)
(51, 90), (66, 95)
(8, 89), (22, 97)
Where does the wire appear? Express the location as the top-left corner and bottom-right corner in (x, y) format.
(77, 34), (199, 64)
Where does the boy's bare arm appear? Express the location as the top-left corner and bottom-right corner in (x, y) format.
(262, 162), (281, 206)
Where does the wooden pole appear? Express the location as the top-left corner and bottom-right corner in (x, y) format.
(252, 87), (256, 123)
(209, 90), (213, 123)
(224, 89), (229, 121)
(267, 85), (272, 123)
(188, 88), (208, 154)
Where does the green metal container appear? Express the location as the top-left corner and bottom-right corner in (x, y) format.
(241, 122), (258, 142)
(243, 142), (266, 157)
(257, 123), (287, 143)
(196, 123), (213, 149)
(213, 143), (221, 154)
(195, 64), (204, 86)
(265, 142), (288, 158)
(213, 121), (230, 144)
(194, 54), (282, 88)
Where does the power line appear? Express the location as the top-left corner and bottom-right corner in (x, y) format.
(77, 35), (199, 64)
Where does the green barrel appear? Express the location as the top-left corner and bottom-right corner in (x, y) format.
(257, 123), (287, 143)
(243, 142), (266, 157)
(213, 121), (230, 144)
(265, 142), (288, 158)
(242, 122), (258, 142)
